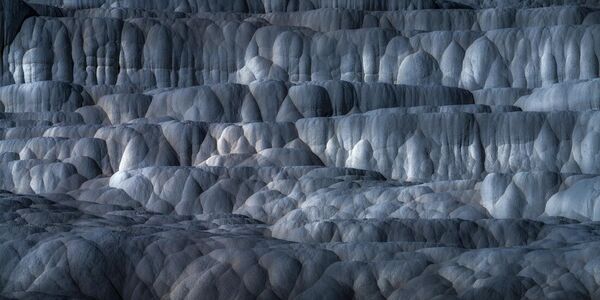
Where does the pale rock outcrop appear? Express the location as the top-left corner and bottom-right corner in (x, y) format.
(516, 79), (600, 111)
(0, 81), (93, 112)
(143, 81), (473, 123)
(1, 0), (600, 298)
(297, 110), (600, 181)
(545, 175), (600, 221)
(97, 93), (152, 124)
(481, 172), (563, 218)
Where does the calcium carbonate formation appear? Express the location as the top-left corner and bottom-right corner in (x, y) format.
(1, 0), (600, 299)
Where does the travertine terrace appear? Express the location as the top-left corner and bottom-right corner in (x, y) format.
(1, 0), (600, 299)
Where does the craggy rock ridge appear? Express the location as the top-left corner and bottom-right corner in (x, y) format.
(1, 0), (600, 299)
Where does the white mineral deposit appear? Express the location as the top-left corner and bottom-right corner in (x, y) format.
(0, 0), (600, 299)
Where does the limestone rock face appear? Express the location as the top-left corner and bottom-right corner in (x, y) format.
(516, 79), (600, 111)
(1, 0), (600, 299)
(0, 81), (93, 112)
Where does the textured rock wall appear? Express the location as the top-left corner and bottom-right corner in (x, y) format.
(1, 0), (600, 299)
(6, 8), (600, 89)
(297, 110), (600, 181)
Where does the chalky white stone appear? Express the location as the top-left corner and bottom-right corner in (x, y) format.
(0, 0), (600, 299)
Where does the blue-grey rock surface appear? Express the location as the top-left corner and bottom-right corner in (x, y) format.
(0, 0), (599, 299)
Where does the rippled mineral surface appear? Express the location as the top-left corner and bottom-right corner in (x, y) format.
(2, 0), (600, 299)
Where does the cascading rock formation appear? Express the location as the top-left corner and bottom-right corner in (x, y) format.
(2, 0), (600, 299)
